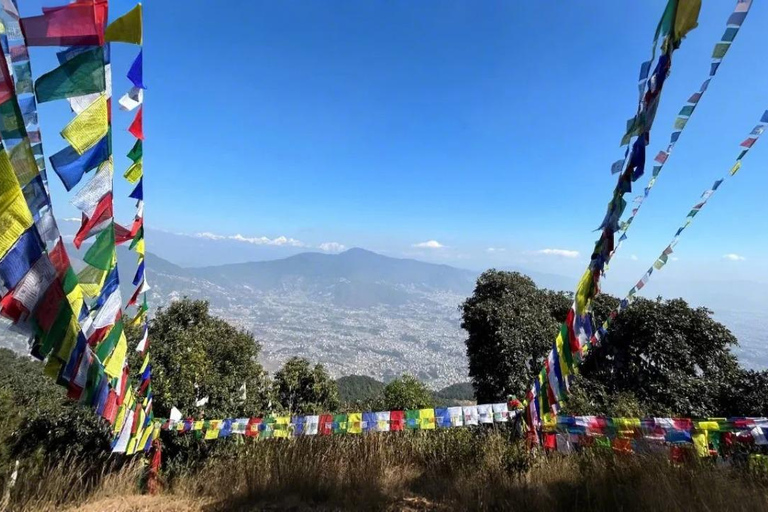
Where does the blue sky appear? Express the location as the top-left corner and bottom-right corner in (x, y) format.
(23, 1), (768, 289)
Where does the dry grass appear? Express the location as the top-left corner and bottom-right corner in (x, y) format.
(5, 431), (768, 511)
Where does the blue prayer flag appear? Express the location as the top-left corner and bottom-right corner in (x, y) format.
(49, 136), (109, 191)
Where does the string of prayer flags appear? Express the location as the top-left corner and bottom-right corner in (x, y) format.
(593, 108), (767, 346)
(610, 0), (753, 264)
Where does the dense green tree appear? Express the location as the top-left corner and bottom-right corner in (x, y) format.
(461, 271), (567, 403)
(434, 382), (475, 405)
(718, 368), (768, 417)
(462, 271), (747, 418)
(146, 298), (270, 419)
(383, 375), (434, 410)
(0, 349), (112, 462)
(273, 357), (339, 414)
(579, 297), (741, 417)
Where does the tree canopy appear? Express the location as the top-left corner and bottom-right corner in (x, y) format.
(145, 298), (270, 419)
(461, 270), (763, 417)
(382, 375), (435, 410)
(273, 357), (339, 414)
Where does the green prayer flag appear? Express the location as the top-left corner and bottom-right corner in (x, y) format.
(0, 100), (24, 140)
(127, 139), (143, 163)
(678, 105), (694, 117)
(712, 42), (730, 60)
(62, 267), (79, 295)
(674, 117), (688, 130)
(84, 225), (116, 270)
(105, 4), (143, 45)
(405, 410), (420, 430)
(39, 303), (71, 358)
(96, 320), (124, 362)
(35, 47), (105, 104)
(129, 226), (144, 250)
(333, 413), (348, 434)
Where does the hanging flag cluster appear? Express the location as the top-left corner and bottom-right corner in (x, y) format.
(0, 1), (154, 455)
(524, 0), (707, 433)
(609, 0), (753, 264)
(592, 109), (767, 343)
(540, 416), (768, 459)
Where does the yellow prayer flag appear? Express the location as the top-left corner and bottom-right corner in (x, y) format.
(126, 436), (139, 456)
(205, 421), (221, 440)
(139, 352), (149, 373)
(134, 238), (145, 257)
(104, 329), (128, 378)
(53, 314), (81, 362)
(696, 421), (720, 431)
(348, 412), (362, 434)
(194, 421), (204, 431)
(729, 161), (741, 176)
(138, 423), (153, 451)
(692, 431), (709, 458)
(555, 332), (570, 380)
(123, 160), (143, 184)
(77, 265), (109, 298)
(61, 94), (108, 155)
(673, 0), (701, 43)
(105, 4), (143, 45)
(9, 139), (39, 188)
(419, 409), (436, 430)
(574, 268), (593, 315)
(66, 286), (85, 321)
(274, 416), (290, 438)
(43, 357), (63, 379)
(0, 188), (34, 260)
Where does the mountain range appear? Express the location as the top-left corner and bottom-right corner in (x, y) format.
(1, 244), (765, 386)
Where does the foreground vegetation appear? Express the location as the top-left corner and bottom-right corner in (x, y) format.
(4, 430), (768, 511)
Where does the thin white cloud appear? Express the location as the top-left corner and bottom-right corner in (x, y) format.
(631, 254), (638, 261)
(535, 248), (579, 258)
(723, 253), (745, 261)
(60, 217), (81, 223)
(671, 257), (679, 262)
(413, 240), (444, 249)
(318, 242), (346, 253)
(486, 247), (506, 253)
(192, 232), (306, 247)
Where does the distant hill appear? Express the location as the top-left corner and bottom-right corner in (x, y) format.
(336, 375), (386, 404)
(435, 382), (475, 402)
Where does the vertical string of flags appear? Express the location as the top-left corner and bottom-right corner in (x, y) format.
(525, 0), (757, 441)
(592, 109), (768, 344)
(0, 0), (154, 455)
(525, 0), (704, 439)
(608, 0), (753, 267)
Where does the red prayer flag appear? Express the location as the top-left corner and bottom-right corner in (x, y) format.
(74, 192), (113, 249)
(318, 414), (333, 436)
(48, 240), (71, 278)
(740, 137), (757, 148)
(654, 151), (669, 164)
(20, 2), (107, 47)
(390, 410), (405, 431)
(128, 107), (144, 140)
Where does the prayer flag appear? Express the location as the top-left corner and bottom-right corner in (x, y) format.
(463, 406), (479, 426)
(123, 160), (142, 184)
(405, 410), (419, 430)
(390, 410), (405, 431)
(118, 86), (143, 111)
(419, 408), (435, 430)
(104, 4), (142, 45)
(127, 51), (144, 89)
(477, 404), (493, 424)
(348, 412), (362, 434)
(71, 159), (112, 214)
(375, 411), (390, 432)
(49, 136), (109, 191)
(83, 225), (115, 270)
(127, 139), (142, 163)
(362, 412), (377, 432)
(0, 228), (43, 291)
(61, 94), (108, 154)
(447, 406), (463, 427)
(128, 107), (144, 140)
(492, 403), (509, 423)
(20, 2), (107, 47)
(34, 46), (105, 103)
(129, 179), (143, 200)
